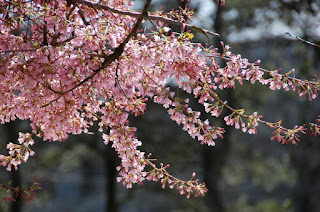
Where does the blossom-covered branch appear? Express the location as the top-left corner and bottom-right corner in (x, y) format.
(206, 92), (307, 145)
(0, 0), (319, 201)
(208, 42), (320, 100)
(145, 158), (208, 198)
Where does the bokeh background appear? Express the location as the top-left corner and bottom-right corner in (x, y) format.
(1, 0), (320, 211)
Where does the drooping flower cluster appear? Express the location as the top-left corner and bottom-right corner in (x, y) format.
(0, 133), (35, 171)
(0, 0), (319, 199)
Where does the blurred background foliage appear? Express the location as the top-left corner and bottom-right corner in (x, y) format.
(0, 0), (320, 211)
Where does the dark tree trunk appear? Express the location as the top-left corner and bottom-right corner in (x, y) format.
(201, 3), (231, 212)
(291, 35), (320, 212)
(105, 146), (118, 212)
(291, 137), (320, 212)
(5, 121), (22, 212)
(10, 170), (21, 212)
(202, 138), (230, 212)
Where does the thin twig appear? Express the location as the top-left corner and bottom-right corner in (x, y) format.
(285, 32), (320, 48)
(0, 49), (36, 53)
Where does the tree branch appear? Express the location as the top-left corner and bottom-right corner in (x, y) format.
(76, 0), (219, 37)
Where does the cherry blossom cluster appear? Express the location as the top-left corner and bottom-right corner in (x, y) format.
(0, 0), (319, 200)
(167, 101), (225, 146)
(270, 124), (307, 145)
(103, 125), (147, 189)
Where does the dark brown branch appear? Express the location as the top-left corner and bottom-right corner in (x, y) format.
(0, 49), (36, 53)
(42, 21), (48, 46)
(77, 7), (90, 25)
(77, 0), (219, 37)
